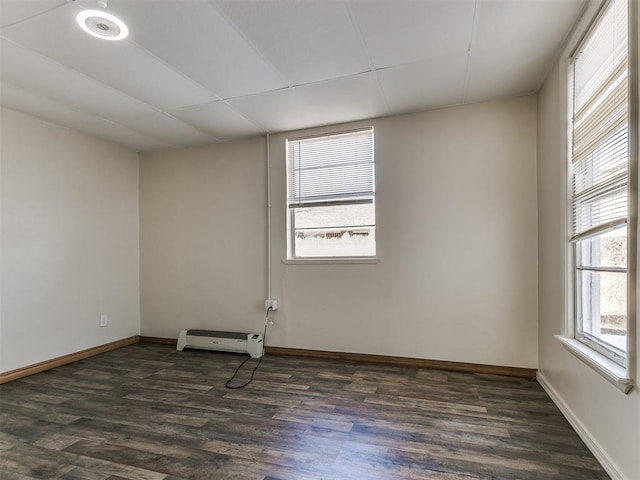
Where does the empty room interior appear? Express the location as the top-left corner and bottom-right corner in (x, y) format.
(0, 0), (639, 479)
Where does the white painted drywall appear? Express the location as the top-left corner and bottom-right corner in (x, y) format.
(537, 56), (640, 480)
(139, 138), (267, 337)
(0, 108), (140, 373)
(139, 96), (539, 368)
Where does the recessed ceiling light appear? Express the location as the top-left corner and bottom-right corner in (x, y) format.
(76, 10), (128, 41)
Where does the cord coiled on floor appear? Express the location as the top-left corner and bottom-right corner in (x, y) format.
(224, 308), (271, 389)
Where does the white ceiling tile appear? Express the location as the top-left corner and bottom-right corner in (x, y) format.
(116, 112), (216, 147)
(297, 73), (388, 127)
(80, 121), (174, 152)
(0, 81), (104, 130)
(227, 88), (313, 133)
(0, 38), (156, 120)
(0, 0), (62, 28)
(464, 51), (547, 102)
(109, 0), (287, 99)
(0, 0), (587, 151)
(349, 0), (476, 68)
(1, 3), (217, 110)
(472, 0), (586, 54)
(377, 54), (468, 113)
(215, 0), (369, 86)
(229, 73), (387, 134)
(170, 102), (265, 140)
(465, 0), (585, 102)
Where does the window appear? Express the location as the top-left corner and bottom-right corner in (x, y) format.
(568, 0), (635, 372)
(286, 128), (375, 259)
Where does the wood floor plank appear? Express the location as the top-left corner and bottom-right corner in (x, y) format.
(0, 343), (610, 479)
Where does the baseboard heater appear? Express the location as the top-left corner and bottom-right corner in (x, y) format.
(177, 330), (263, 358)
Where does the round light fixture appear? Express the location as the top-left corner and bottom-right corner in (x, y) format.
(76, 10), (128, 41)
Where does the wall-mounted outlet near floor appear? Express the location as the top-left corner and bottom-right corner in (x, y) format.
(99, 314), (108, 327)
(264, 299), (278, 311)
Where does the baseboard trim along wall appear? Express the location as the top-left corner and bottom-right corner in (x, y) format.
(139, 336), (177, 345)
(138, 337), (537, 378)
(0, 336), (537, 384)
(536, 372), (626, 480)
(266, 346), (537, 378)
(0, 336), (140, 384)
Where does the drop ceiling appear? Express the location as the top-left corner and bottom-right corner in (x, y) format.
(0, 0), (586, 152)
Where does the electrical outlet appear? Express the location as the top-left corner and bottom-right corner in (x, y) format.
(264, 299), (278, 311)
(99, 314), (108, 327)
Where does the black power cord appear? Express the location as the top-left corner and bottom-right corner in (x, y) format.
(225, 308), (271, 389)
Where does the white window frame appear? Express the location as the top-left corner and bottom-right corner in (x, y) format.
(557, 0), (638, 394)
(285, 128), (377, 262)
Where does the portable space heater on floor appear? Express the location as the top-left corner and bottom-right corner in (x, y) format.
(177, 330), (263, 358)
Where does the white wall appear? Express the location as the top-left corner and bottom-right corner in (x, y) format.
(0, 108), (140, 373)
(139, 138), (267, 336)
(140, 96), (539, 368)
(536, 56), (640, 480)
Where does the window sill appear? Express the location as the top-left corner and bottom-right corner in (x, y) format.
(282, 257), (379, 265)
(555, 335), (634, 394)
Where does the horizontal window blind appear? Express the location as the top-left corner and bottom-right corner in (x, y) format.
(570, 0), (629, 241)
(287, 128), (374, 208)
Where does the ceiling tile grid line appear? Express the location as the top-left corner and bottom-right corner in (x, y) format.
(197, 2), (535, 104)
(104, 26), (225, 107)
(0, 38), (231, 148)
(213, 0), (372, 88)
(79, 119), (176, 151)
(372, 73), (392, 118)
(342, 0), (391, 116)
(61, 3), (273, 137)
(0, 0), (66, 29)
(0, 35), (163, 116)
(0, 13), (220, 112)
(0, 80), (112, 128)
(105, 0), (290, 99)
(83, 0), (298, 134)
(0, 83), (176, 152)
(114, 115), (206, 148)
(116, 111), (221, 147)
(173, 94), (269, 139)
(0, 3), (227, 112)
(0, 26), (244, 145)
(461, 0), (482, 105)
(0, 35), (223, 146)
(81, 118), (178, 150)
(219, 99), (270, 134)
(343, 0), (377, 73)
(0, 0), (280, 127)
(206, 0), (293, 89)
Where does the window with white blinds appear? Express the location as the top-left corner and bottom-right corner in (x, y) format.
(287, 129), (374, 208)
(570, 0), (628, 241)
(568, 0), (633, 366)
(286, 128), (376, 259)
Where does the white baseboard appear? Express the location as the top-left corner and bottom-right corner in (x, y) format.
(536, 372), (627, 480)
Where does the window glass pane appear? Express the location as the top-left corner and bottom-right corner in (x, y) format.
(293, 204), (376, 258)
(294, 203), (374, 229)
(577, 269), (627, 352)
(578, 225), (627, 268)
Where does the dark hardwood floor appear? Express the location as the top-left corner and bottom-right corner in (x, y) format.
(0, 343), (609, 480)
